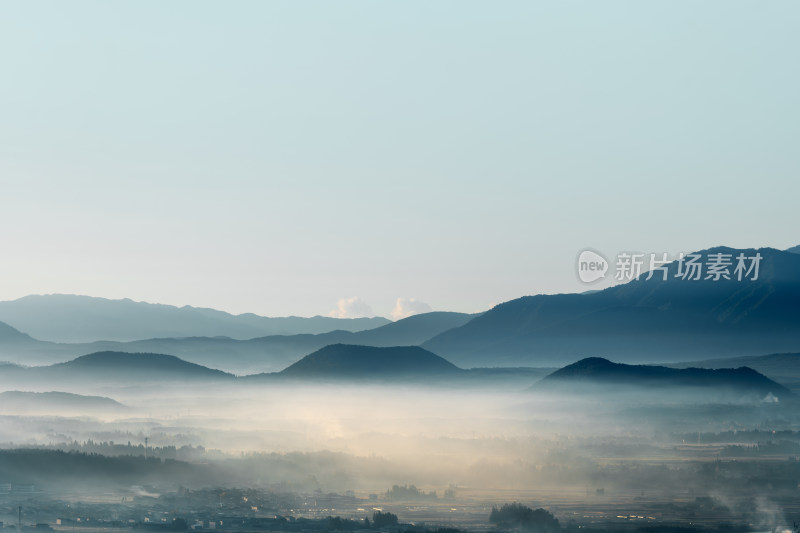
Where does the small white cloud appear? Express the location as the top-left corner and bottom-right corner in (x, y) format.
(391, 297), (433, 321)
(329, 296), (376, 319)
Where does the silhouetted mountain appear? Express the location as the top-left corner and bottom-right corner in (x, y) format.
(538, 357), (792, 398)
(45, 351), (233, 381)
(670, 353), (800, 393)
(345, 311), (476, 345)
(424, 246), (800, 367)
(0, 294), (390, 343)
(0, 321), (35, 344)
(786, 244), (800, 254)
(279, 344), (462, 379)
(0, 391), (125, 412)
(0, 311), (476, 374)
(0, 348), (548, 390)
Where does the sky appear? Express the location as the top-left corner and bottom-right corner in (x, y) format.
(1, 1), (798, 319)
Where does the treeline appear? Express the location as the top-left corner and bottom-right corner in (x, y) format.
(386, 484), (438, 501)
(720, 440), (800, 456)
(135, 513), (466, 533)
(670, 429), (800, 444)
(1, 441), (212, 461)
(325, 511), (399, 531)
(0, 449), (214, 485)
(324, 513), (472, 533)
(489, 503), (559, 533)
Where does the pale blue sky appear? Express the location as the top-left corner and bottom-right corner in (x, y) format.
(1, 1), (798, 318)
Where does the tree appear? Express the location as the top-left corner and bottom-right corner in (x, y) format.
(372, 511), (399, 527)
(170, 518), (188, 531)
(489, 503), (559, 533)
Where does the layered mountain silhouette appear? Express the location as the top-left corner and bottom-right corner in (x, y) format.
(54, 351), (232, 379)
(538, 357), (792, 398)
(669, 353), (800, 393)
(0, 348), (543, 388)
(4, 348), (788, 396)
(424, 246), (800, 367)
(56, 350), (228, 373)
(0, 311), (475, 373)
(0, 391), (125, 412)
(0, 352), (233, 391)
(0, 294), (390, 343)
(1, 245), (797, 371)
(278, 344), (462, 379)
(0, 352), (236, 385)
(0, 320), (36, 345)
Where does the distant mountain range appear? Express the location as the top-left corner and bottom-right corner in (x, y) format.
(269, 343), (551, 383)
(0, 320), (36, 345)
(0, 351), (233, 388)
(0, 391), (125, 412)
(51, 351), (233, 379)
(424, 246), (800, 367)
(669, 353), (800, 393)
(0, 311), (475, 373)
(0, 245), (797, 371)
(0, 348), (541, 388)
(278, 344), (462, 379)
(0, 349), (792, 404)
(0, 294), (390, 343)
(537, 357), (792, 398)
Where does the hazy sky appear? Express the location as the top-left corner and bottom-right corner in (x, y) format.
(1, 1), (798, 318)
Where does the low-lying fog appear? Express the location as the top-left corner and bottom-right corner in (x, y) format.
(1, 375), (799, 533)
(0, 377), (796, 490)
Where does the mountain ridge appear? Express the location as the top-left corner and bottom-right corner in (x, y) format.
(537, 357), (793, 398)
(0, 311), (477, 373)
(0, 391), (125, 411)
(423, 246), (800, 367)
(0, 294), (390, 343)
(278, 344), (463, 379)
(668, 352), (800, 393)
